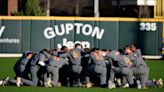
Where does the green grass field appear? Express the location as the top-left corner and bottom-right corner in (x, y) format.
(0, 58), (164, 92)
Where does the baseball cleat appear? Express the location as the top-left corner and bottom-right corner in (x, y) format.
(2, 76), (10, 86)
(136, 80), (141, 89)
(122, 83), (129, 88)
(0, 80), (3, 86)
(108, 80), (116, 89)
(156, 78), (163, 88)
(16, 77), (21, 87)
(86, 83), (92, 88)
(116, 78), (122, 87)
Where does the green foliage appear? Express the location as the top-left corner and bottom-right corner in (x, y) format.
(16, 10), (24, 16)
(25, 0), (43, 16)
(17, 0), (43, 16)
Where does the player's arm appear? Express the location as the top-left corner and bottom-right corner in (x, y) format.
(38, 54), (46, 66)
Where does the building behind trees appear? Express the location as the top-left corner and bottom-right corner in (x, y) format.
(0, 0), (163, 18)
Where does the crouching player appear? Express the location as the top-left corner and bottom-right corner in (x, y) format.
(85, 48), (107, 88)
(125, 45), (163, 89)
(16, 49), (51, 87)
(106, 50), (135, 89)
(46, 52), (69, 87)
(0, 51), (34, 86)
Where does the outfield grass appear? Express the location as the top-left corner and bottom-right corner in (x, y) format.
(0, 58), (164, 92)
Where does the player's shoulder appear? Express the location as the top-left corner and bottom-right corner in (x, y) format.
(136, 49), (141, 52)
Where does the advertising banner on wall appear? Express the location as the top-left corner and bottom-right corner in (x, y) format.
(0, 17), (162, 55)
(0, 20), (21, 53)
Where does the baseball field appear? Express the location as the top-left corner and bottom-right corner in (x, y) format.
(0, 58), (163, 92)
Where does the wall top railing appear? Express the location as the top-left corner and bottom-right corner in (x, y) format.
(0, 16), (163, 22)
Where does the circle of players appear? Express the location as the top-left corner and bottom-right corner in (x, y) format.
(0, 43), (163, 89)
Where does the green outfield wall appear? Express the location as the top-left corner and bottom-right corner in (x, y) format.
(0, 17), (163, 55)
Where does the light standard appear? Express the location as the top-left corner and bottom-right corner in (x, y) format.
(94, 0), (99, 17)
(75, 0), (80, 16)
(46, 0), (50, 16)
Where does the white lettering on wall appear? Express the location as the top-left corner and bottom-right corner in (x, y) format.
(140, 22), (157, 31)
(75, 23), (83, 34)
(0, 26), (5, 37)
(44, 23), (105, 48)
(0, 26), (20, 44)
(57, 38), (90, 49)
(92, 26), (104, 39)
(44, 27), (55, 39)
(65, 23), (74, 34)
(82, 24), (93, 36)
(55, 24), (65, 36)
(44, 23), (105, 40)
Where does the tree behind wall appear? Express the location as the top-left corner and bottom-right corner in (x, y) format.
(25, 0), (43, 16)
(17, 0), (43, 16)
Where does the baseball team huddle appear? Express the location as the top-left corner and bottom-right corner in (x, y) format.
(0, 43), (163, 89)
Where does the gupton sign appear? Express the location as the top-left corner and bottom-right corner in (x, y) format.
(44, 23), (105, 48)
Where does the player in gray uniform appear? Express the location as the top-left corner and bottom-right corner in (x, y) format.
(57, 46), (70, 86)
(2, 51), (33, 86)
(85, 48), (107, 88)
(60, 43), (84, 87)
(0, 51), (34, 86)
(106, 50), (135, 89)
(125, 45), (149, 89)
(130, 44), (142, 57)
(17, 49), (50, 87)
(14, 51), (33, 79)
(125, 45), (163, 89)
(130, 44), (149, 84)
(46, 52), (69, 87)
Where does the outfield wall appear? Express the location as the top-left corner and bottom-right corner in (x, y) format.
(0, 16), (163, 55)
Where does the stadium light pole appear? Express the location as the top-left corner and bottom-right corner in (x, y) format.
(94, 0), (99, 17)
(46, 0), (50, 16)
(75, 0), (80, 16)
